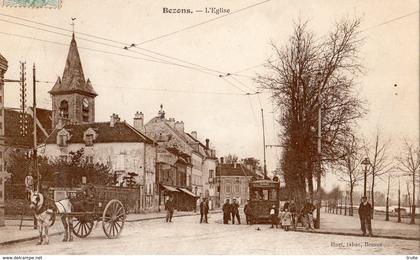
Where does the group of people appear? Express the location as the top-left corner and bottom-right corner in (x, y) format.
(222, 198), (241, 224)
(267, 199), (316, 231)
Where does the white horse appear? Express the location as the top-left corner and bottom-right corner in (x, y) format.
(29, 190), (74, 244)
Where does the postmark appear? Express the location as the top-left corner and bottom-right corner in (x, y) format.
(2, 0), (61, 8)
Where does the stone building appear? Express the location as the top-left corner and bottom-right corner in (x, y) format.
(39, 34), (158, 212)
(216, 160), (258, 205)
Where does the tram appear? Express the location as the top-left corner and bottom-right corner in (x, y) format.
(248, 177), (281, 223)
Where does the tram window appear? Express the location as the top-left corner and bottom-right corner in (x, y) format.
(262, 190), (268, 200)
(270, 189), (278, 200)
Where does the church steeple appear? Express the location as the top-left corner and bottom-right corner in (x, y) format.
(50, 34), (97, 128)
(49, 34), (96, 97)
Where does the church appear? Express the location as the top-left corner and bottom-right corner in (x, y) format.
(40, 34), (159, 212)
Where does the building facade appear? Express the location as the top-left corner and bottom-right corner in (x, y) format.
(216, 162), (258, 205)
(39, 34), (159, 212)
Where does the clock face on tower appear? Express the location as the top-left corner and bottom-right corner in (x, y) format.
(82, 98), (89, 111)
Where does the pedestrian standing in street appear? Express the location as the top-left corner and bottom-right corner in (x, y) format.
(358, 196), (373, 236)
(222, 199), (231, 224)
(270, 205), (279, 228)
(244, 200), (253, 225)
(303, 200), (315, 230)
(200, 198), (209, 223)
(199, 198), (205, 223)
(25, 170), (34, 200)
(231, 198), (240, 224)
(281, 208), (292, 231)
(288, 199), (297, 229)
(165, 196), (174, 222)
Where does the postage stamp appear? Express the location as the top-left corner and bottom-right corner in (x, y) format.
(2, 0), (61, 8)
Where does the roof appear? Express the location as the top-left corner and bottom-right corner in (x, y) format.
(185, 133), (217, 159)
(4, 107), (52, 148)
(49, 34), (97, 97)
(0, 53), (7, 69)
(45, 121), (155, 144)
(216, 163), (259, 178)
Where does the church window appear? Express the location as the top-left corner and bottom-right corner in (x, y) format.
(82, 98), (89, 122)
(59, 100), (69, 118)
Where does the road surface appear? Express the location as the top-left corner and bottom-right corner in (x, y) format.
(0, 213), (418, 255)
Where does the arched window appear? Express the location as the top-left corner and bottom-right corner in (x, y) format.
(59, 100), (69, 118)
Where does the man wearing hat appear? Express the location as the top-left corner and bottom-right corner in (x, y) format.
(358, 196), (373, 236)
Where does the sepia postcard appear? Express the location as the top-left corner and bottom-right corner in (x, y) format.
(0, 0), (419, 257)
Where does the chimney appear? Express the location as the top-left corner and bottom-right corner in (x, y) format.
(220, 157), (224, 164)
(167, 118), (175, 128)
(133, 111), (144, 132)
(205, 139), (209, 149)
(110, 113), (120, 127)
(174, 121), (184, 133)
(234, 162), (237, 168)
(191, 131), (197, 139)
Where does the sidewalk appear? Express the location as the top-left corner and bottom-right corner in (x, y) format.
(0, 209), (221, 246)
(295, 212), (420, 240)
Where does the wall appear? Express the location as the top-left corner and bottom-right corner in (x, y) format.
(219, 176), (251, 205)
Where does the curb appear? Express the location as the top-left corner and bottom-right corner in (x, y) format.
(291, 228), (420, 241)
(0, 232), (64, 247)
(0, 211), (222, 246)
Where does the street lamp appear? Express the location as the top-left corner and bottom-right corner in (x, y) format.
(361, 157), (370, 197)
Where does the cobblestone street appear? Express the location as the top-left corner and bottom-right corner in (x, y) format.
(1, 213), (418, 255)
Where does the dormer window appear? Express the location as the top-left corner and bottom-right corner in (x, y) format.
(57, 129), (70, 147)
(85, 134), (94, 146)
(58, 133), (68, 147)
(83, 128), (96, 147)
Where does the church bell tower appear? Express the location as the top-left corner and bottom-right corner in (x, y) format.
(49, 33), (97, 128)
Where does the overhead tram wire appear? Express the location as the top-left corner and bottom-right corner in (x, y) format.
(0, 31), (218, 77)
(0, 15), (226, 76)
(132, 0), (273, 46)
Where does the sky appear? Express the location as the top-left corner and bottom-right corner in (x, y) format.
(0, 0), (418, 196)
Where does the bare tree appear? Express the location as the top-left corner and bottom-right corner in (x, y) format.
(335, 134), (364, 216)
(397, 139), (420, 224)
(257, 18), (366, 221)
(364, 131), (394, 219)
(224, 154), (239, 164)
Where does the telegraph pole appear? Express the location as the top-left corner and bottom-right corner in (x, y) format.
(32, 64), (38, 191)
(315, 75), (322, 229)
(261, 109), (267, 177)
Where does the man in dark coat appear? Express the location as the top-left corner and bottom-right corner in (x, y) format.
(200, 198), (209, 223)
(244, 200), (253, 225)
(222, 199), (231, 224)
(165, 196), (174, 222)
(358, 196), (373, 236)
(288, 199), (297, 229)
(231, 198), (240, 224)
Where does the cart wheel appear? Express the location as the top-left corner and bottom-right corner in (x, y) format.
(72, 216), (94, 238)
(102, 199), (125, 239)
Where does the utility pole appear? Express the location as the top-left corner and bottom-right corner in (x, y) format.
(32, 64), (38, 191)
(385, 175), (390, 221)
(398, 177), (401, 223)
(315, 75), (322, 229)
(261, 109), (267, 177)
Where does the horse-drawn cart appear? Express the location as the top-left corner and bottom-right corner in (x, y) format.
(48, 184), (136, 239)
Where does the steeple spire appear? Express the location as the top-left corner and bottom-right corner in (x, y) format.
(49, 31), (97, 97)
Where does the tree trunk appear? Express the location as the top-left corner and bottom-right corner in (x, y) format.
(371, 175), (375, 219)
(349, 185), (354, 216)
(411, 173), (416, 224)
(386, 176), (390, 221)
